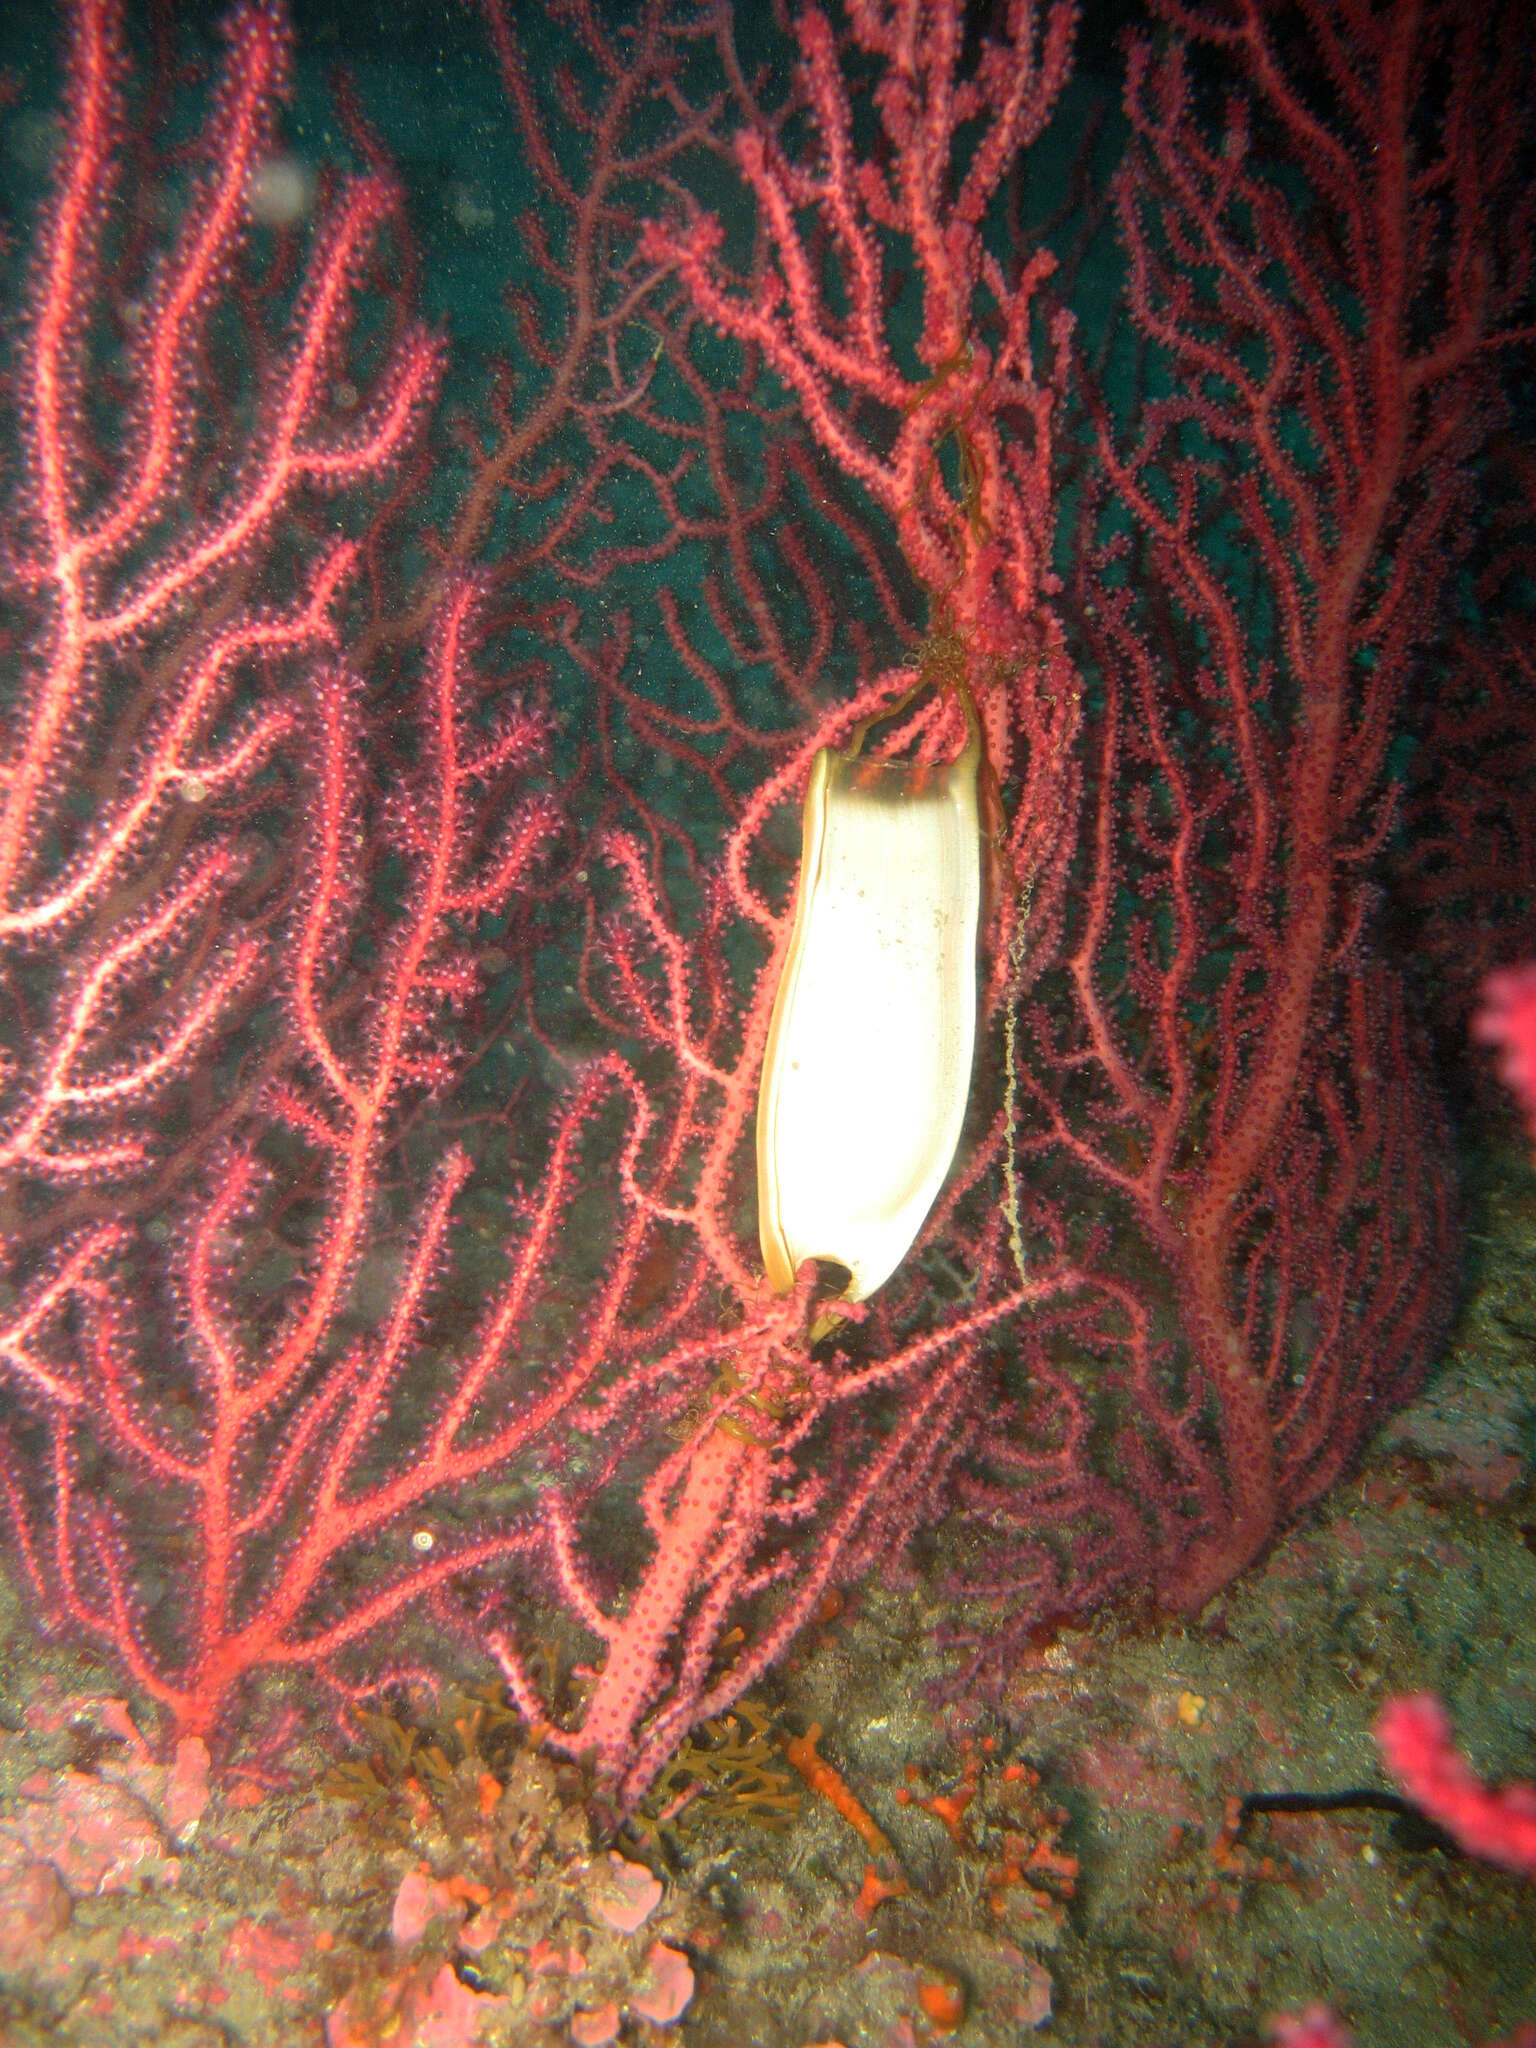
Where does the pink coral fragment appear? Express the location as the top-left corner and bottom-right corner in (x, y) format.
(5, 1769), (180, 1894)
(629, 1939), (695, 2025)
(0, 1854), (72, 1971)
(570, 2003), (622, 2047)
(1474, 962), (1536, 1140)
(111, 1735), (212, 1843)
(325, 1959), (507, 2048)
(1376, 1693), (1536, 1877)
(587, 1849), (663, 1934)
(1269, 2011), (1350, 2048)
(221, 1918), (308, 1996)
(392, 1866), (464, 1946)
